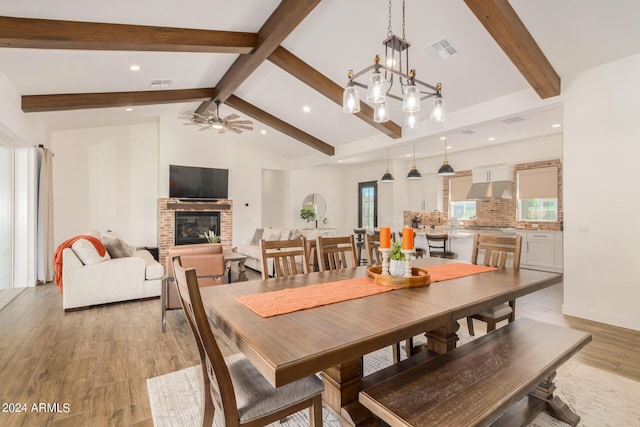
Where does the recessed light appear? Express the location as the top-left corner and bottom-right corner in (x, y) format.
(446, 146), (452, 150)
(552, 123), (561, 128)
(260, 129), (267, 135)
(406, 154), (412, 158)
(302, 105), (311, 113)
(129, 65), (140, 71)
(440, 136), (446, 140)
(125, 107), (133, 112)
(488, 137), (496, 141)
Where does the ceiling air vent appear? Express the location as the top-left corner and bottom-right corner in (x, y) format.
(461, 130), (476, 135)
(150, 79), (172, 89)
(427, 38), (457, 59)
(501, 116), (526, 124)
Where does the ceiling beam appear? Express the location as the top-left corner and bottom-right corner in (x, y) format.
(268, 46), (402, 139)
(225, 95), (334, 156)
(197, 0), (321, 114)
(463, 0), (560, 98)
(0, 16), (257, 53)
(21, 88), (216, 112)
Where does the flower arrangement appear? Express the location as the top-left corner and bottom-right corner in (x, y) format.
(389, 240), (405, 261)
(300, 206), (316, 223)
(203, 229), (220, 243)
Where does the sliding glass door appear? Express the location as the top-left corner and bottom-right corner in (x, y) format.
(0, 144), (12, 289)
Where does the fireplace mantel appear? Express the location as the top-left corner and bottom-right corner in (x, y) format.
(158, 198), (233, 266)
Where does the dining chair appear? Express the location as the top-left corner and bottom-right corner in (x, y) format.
(171, 256), (324, 427)
(466, 234), (523, 336)
(353, 228), (367, 265)
(260, 237), (309, 280)
(315, 235), (358, 271)
(364, 232), (381, 266)
(426, 233), (456, 259)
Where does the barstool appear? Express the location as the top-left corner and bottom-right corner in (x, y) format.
(353, 228), (367, 265)
(397, 230), (426, 258)
(426, 233), (456, 259)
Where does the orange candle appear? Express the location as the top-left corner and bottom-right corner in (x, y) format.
(402, 227), (414, 250)
(379, 227), (391, 249)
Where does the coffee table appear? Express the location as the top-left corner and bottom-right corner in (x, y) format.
(224, 251), (248, 282)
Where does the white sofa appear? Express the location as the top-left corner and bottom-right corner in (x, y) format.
(236, 227), (335, 275)
(61, 233), (163, 310)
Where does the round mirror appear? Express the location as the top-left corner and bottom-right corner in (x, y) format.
(303, 193), (326, 218)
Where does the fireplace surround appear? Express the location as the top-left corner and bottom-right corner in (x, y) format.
(158, 198), (232, 265)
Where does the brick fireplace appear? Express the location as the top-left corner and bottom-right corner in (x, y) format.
(158, 198), (233, 265)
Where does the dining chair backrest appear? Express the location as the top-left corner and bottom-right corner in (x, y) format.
(471, 234), (522, 270)
(316, 235), (358, 271)
(172, 256), (237, 427)
(364, 232), (381, 266)
(260, 237), (309, 280)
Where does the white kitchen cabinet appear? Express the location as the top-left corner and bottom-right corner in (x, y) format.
(409, 175), (443, 212)
(517, 231), (562, 272)
(472, 165), (513, 183)
(449, 235), (473, 262)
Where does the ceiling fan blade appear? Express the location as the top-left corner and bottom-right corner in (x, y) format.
(218, 128), (226, 134)
(227, 127), (242, 134)
(221, 114), (239, 121)
(233, 125), (254, 131)
(227, 120), (253, 125)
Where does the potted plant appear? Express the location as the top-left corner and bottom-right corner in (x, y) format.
(300, 206), (316, 224)
(388, 240), (406, 277)
(203, 230), (220, 243)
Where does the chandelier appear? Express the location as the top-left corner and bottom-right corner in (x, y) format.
(342, 0), (446, 129)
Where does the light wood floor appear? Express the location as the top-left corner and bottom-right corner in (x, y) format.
(0, 268), (639, 426)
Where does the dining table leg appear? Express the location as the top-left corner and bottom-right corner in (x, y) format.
(426, 318), (460, 355)
(321, 358), (375, 426)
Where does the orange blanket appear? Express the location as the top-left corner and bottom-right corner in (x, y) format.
(53, 235), (106, 294)
(237, 263), (497, 318)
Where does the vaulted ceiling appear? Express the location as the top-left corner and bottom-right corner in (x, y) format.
(1, 0), (640, 165)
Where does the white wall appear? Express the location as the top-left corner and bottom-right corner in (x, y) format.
(52, 122), (159, 247)
(562, 52), (640, 331)
(262, 169), (287, 228)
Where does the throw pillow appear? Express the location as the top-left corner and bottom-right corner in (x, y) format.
(279, 229), (292, 240)
(101, 233), (134, 258)
(290, 229), (303, 240)
(72, 238), (111, 265)
(264, 233), (281, 241)
(249, 228), (264, 246)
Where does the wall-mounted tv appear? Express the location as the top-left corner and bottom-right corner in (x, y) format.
(169, 165), (229, 200)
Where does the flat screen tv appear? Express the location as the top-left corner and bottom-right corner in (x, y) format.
(169, 165), (228, 199)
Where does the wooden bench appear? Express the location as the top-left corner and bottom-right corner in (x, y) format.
(359, 318), (592, 427)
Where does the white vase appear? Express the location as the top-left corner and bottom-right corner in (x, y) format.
(389, 260), (406, 277)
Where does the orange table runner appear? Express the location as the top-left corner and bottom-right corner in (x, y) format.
(237, 263), (497, 318)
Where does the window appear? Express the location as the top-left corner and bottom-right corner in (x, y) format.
(517, 167), (558, 222)
(449, 176), (476, 220)
(358, 181), (377, 229)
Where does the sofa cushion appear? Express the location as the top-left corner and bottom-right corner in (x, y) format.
(101, 232), (134, 258)
(290, 229), (303, 240)
(249, 228), (264, 246)
(135, 250), (164, 280)
(71, 238), (111, 265)
(279, 229), (292, 240)
(264, 230), (282, 241)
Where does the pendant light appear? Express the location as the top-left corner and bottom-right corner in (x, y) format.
(380, 149), (395, 182)
(437, 136), (455, 176)
(406, 142), (422, 180)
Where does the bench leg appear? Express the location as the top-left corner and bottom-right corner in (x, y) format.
(531, 371), (581, 427)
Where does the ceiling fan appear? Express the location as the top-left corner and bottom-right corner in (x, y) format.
(180, 100), (254, 134)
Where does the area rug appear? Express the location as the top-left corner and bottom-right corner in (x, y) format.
(0, 287), (25, 311)
(148, 345), (640, 427)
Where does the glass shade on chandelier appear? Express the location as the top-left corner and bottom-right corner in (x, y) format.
(342, 85), (360, 113)
(404, 111), (419, 129)
(373, 100), (390, 123)
(430, 95), (446, 122)
(402, 84), (421, 113)
(367, 70), (387, 103)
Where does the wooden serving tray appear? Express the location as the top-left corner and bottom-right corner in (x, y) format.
(367, 266), (431, 288)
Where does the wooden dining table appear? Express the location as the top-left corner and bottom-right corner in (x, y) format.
(199, 257), (563, 426)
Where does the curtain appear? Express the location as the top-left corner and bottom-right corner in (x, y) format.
(36, 147), (54, 283)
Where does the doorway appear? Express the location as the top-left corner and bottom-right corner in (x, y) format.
(358, 181), (377, 229)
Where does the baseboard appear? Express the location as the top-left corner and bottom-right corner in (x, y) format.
(562, 304), (640, 331)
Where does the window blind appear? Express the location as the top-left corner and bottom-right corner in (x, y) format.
(517, 167), (558, 199)
(449, 176), (472, 201)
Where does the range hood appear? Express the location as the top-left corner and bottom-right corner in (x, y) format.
(466, 181), (513, 199)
